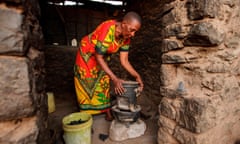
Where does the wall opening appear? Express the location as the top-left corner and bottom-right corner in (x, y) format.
(1, 0), (240, 143)
(39, 0), (160, 143)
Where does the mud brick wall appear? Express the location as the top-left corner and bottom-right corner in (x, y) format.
(0, 0), (48, 143)
(131, 0), (240, 143)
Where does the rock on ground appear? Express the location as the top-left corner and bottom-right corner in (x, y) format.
(109, 119), (146, 141)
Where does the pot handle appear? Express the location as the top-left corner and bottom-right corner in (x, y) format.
(134, 87), (141, 97)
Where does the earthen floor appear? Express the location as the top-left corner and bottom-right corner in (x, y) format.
(48, 95), (158, 144)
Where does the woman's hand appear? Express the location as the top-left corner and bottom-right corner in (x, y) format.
(112, 77), (125, 95)
(95, 53), (123, 94)
(120, 52), (144, 91)
(136, 76), (144, 91)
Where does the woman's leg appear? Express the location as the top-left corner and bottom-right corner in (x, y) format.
(105, 108), (113, 121)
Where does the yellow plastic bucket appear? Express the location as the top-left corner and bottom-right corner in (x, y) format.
(62, 112), (93, 144)
(47, 92), (55, 113)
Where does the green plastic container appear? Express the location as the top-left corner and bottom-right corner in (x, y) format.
(62, 112), (93, 144)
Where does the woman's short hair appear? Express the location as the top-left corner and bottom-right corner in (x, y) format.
(123, 11), (142, 24)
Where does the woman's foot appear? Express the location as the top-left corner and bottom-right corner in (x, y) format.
(105, 109), (113, 121)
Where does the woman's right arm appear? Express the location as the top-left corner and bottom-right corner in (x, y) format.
(95, 53), (125, 95)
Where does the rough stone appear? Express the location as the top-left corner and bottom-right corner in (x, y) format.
(162, 52), (198, 64)
(186, 0), (220, 20)
(158, 3), (174, 21)
(173, 112), (240, 144)
(23, 6), (43, 51)
(173, 126), (200, 144)
(27, 48), (45, 93)
(162, 24), (186, 38)
(0, 0), (47, 143)
(184, 22), (225, 47)
(217, 51), (237, 61)
(162, 53), (187, 64)
(201, 75), (224, 91)
(206, 61), (229, 73)
(158, 115), (177, 135)
(177, 96), (218, 133)
(161, 39), (184, 53)
(160, 86), (188, 99)
(220, 75), (240, 102)
(160, 87), (179, 99)
(27, 48), (45, 71)
(160, 9), (176, 27)
(109, 119), (146, 141)
(0, 6), (25, 54)
(158, 127), (179, 144)
(159, 97), (177, 120)
(171, 98), (185, 121)
(232, 58), (240, 75)
(0, 56), (34, 120)
(0, 116), (38, 144)
(224, 35), (240, 49)
(0, 5), (23, 30)
(160, 64), (177, 86)
(222, 0), (236, 7)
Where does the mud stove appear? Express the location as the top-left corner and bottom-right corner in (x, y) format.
(109, 81), (146, 141)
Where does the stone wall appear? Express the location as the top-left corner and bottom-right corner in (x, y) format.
(0, 0), (48, 143)
(138, 0), (240, 143)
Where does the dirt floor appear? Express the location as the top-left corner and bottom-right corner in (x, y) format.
(48, 92), (158, 144)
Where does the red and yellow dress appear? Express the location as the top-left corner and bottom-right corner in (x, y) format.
(74, 20), (130, 115)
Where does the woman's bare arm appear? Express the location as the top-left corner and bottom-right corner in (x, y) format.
(95, 53), (125, 94)
(120, 52), (144, 90)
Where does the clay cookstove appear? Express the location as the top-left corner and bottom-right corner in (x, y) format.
(112, 81), (141, 123)
(110, 81), (146, 141)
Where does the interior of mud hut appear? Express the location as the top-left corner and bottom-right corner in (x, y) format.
(1, 0), (240, 144)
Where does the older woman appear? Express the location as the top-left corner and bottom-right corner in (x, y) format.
(74, 11), (144, 120)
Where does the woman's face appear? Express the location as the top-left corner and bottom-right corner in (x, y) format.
(121, 19), (141, 39)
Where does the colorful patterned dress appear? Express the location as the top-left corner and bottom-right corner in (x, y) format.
(74, 20), (130, 115)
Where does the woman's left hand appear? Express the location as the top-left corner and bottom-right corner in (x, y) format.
(112, 77), (125, 95)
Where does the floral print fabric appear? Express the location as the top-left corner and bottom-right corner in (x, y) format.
(74, 20), (130, 114)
